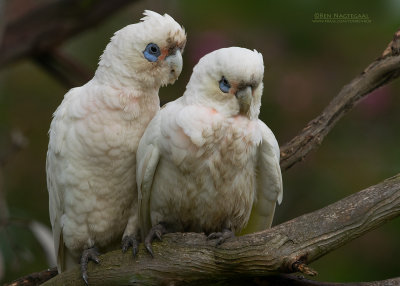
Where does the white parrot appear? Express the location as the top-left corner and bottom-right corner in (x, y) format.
(137, 47), (283, 255)
(46, 10), (186, 284)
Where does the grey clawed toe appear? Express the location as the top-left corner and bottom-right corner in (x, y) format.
(80, 246), (100, 285)
(144, 223), (168, 257)
(121, 234), (139, 257)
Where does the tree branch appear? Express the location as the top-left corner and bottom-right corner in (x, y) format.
(34, 173), (399, 286)
(34, 49), (92, 88)
(280, 28), (400, 171)
(5, 268), (57, 286)
(0, 0), (137, 67)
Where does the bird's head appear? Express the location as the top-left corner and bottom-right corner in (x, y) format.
(184, 47), (264, 120)
(96, 10), (186, 88)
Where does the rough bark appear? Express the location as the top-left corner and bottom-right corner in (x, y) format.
(35, 174), (400, 286)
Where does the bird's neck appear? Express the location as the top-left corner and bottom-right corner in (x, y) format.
(87, 76), (160, 122)
(94, 64), (132, 87)
(94, 64), (160, 93)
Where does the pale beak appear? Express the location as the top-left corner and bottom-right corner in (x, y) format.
(235, 85), (252, 115)
(165, 49), (183, 83)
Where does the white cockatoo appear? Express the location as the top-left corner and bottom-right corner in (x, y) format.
(46, 10), (186, 284)
(137, 47), (283, 255)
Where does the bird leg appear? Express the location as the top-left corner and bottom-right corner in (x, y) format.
(121, 234), (139, 257)
(80, 246), (100, 286)
(208, 228), (235, 245)
(144, 223), (168, 257)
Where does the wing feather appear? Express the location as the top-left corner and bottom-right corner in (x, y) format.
(137, 113), (162, 241)
(46, 88), (84, 271)
(241, 120), (283, 234)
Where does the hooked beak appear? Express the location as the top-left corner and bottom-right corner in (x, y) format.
(165, 49), (183, 83)
(235, 86), (252, 115)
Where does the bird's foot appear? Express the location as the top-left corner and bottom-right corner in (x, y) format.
(208, 229), (235, 246)
(121, 234), (139, 257)
(144, 223), (168, 257)
(80, 246), (100, 286)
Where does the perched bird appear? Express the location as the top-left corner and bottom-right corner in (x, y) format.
(137, 47), (283, 255)
(46, 10), (186, 284)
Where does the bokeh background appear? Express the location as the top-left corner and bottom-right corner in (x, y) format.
(0, 0), (399, 283)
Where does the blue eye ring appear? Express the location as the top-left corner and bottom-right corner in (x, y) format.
(143, 43), (161, 62)
(219, 76), (231, 93)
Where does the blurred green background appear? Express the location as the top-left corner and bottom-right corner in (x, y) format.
(0, 0), (399, 283)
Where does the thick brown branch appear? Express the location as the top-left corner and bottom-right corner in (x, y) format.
(34, 49), (92, 88)
(37, 174), (400, 286)
(0, 0), (137, 67)
(280, 28), (400, 171)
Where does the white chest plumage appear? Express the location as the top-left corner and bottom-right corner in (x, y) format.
(149, 116), (260, 234)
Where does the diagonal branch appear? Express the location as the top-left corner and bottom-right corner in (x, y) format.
(0, 0), (137, 67)
(34, 49), (92, 88)
(37, 173), (400, 286)
(280, 28), (400, 171)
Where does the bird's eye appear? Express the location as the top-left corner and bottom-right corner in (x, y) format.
(219, 77), (231, 93)
(143, 43), (161, 62)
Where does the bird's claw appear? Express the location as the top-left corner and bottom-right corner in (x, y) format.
(121, 234), (139, 257)
(208, 229), (234, 246)
(144, 223), (167, 257)
(80, 247), (100, 285)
